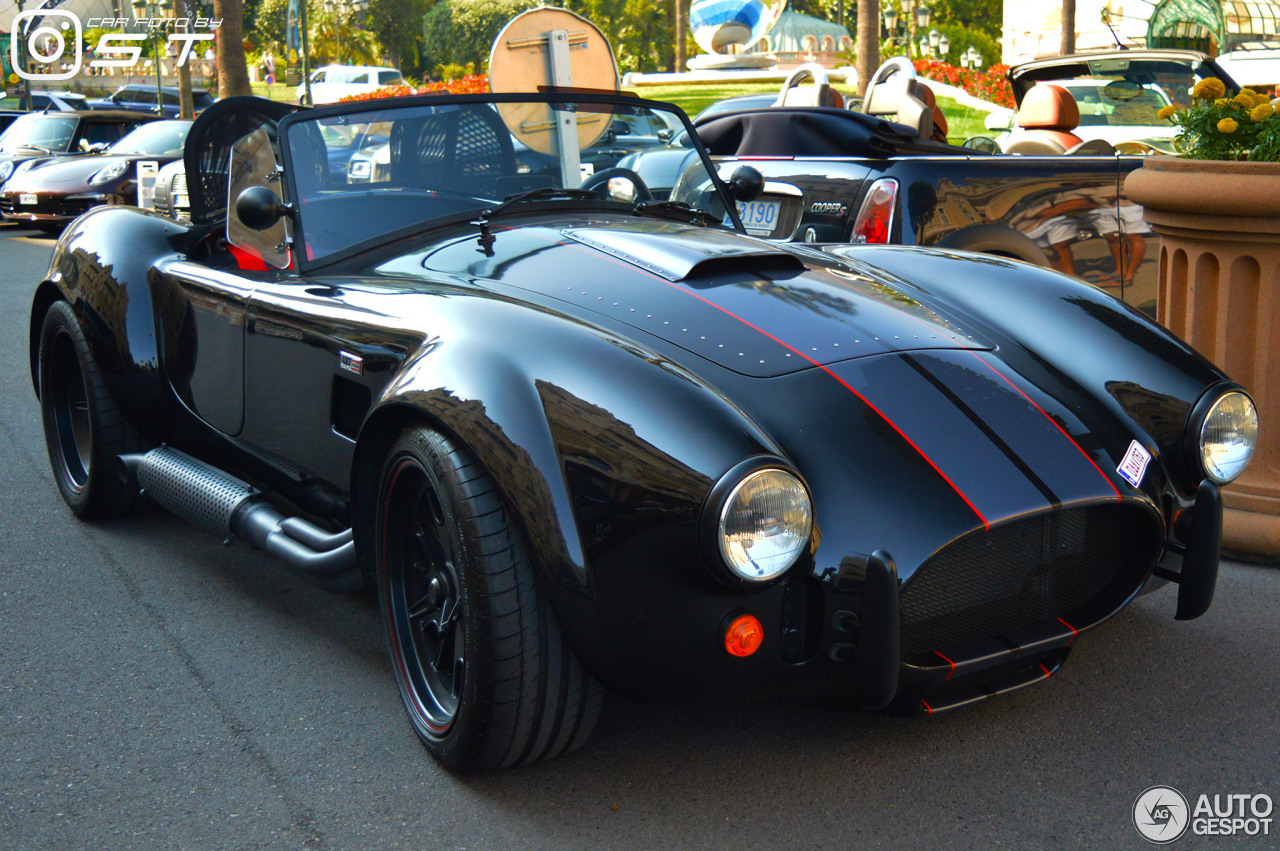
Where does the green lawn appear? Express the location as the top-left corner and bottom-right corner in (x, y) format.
(251, 81), (301, 103)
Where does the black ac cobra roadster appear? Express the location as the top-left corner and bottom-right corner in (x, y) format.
(29, 93), (1258, 772)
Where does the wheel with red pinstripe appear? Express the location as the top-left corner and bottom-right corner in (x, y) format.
(376, 426), (603, 771)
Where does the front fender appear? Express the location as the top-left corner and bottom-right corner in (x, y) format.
(826, 244), (1229, 496)
(355, 292), (783, 592)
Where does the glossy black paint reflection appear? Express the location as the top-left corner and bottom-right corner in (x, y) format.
(29, 200), (1239, 706)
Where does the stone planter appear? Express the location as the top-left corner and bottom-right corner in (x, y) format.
(1125, 156), (1280, 559)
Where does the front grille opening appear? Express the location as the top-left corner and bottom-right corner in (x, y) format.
(900, 505), (1159, 656)
(779, 573), (823, 663)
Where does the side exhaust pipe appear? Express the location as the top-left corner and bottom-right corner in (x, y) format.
(119, 447), (363, 592)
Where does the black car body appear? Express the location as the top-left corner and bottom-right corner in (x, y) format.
(28, 94), (1257, 772)
(1, 119), (191, 227)
(627, 53), (1239, 317)
(0, 110), (160, 193)
(88, 84), (216, 118)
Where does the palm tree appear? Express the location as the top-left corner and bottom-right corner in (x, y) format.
(214, 0), (252, 96)
(856, 0), (880, 96)
(1061, 0), (1076, 54)
(309, 12), (381, 66)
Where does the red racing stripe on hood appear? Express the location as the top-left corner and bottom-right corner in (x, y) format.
(518, 227), (991, 531)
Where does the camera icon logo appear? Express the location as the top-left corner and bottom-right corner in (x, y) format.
(11, 9), (83, 81)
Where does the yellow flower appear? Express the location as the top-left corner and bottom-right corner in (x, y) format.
(1251, 102), (1274, 121)
(1217, 117), (1239, 133)
(1215, 98), (1231, 107)
(1241, 88), (1258, 99)
(1255, 93), (1273, 107)
(1157, 104), (1177, 120)
(1193, 77), (1226, 100)
(1234, 92), (1256, 107)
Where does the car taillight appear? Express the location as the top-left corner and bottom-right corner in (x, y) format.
(850, 177), (899, 244)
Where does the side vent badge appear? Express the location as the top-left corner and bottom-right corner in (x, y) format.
(339, 351), (363, 375)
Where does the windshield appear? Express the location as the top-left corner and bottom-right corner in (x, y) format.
(282, 94), (735, 263)
(0, 114), (76, 153)
(109, 120), (191, 155)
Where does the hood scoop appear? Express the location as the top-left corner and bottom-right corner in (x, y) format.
(564, 222), (805, 282)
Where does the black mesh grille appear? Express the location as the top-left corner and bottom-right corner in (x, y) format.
(900, 505), (1153, 656)
(389, 107), (515, 199)
(183, 96), (299, 225)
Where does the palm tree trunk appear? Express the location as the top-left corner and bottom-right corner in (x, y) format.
(674, 0), (687, 72)
(214, 0), (252, 97)
(856, 0), (880, 97)
(1061, 0), (1076, 55)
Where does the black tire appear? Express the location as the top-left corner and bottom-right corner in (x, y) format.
(376, 427), (603, 772)
(38, 300), (146, 518)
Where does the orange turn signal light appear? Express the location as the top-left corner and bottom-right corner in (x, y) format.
(723, 613), (764, 657)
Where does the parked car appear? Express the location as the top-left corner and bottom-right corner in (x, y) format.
(152, 159), (190, 221)
(30, 93), (1255, 772)
(0, 90), (91, 112)
(993, 49), (1240, 153)
(0, 109), (23, 137)
(0, 119), (191, 229)
(297, 64), (404, 105)
(87, 84), (216, 118)
(640, 53), (1241, 317)
(0, 110), (159, 192)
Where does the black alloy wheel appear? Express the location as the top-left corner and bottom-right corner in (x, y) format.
(377, 427), (603, 772)
(38, 300), (146, 518)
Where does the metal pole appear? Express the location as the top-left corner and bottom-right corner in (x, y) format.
(16, 0), (33, 110)
(301, 0), (312, 106)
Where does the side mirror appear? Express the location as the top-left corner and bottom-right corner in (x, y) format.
(236, 185), (293, 231)
(726, 165), (764, 203)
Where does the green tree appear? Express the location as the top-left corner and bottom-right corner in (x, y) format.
(933, 21), (1000, 69)
(421, 0), (540, 72)
(252, 0), (320, 53)
(309, 11), (382, 64)
(368, 0), (433, 73)
(925, 0), (1001, 43)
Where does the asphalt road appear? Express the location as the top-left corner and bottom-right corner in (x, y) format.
(2, 223), (1278, 850)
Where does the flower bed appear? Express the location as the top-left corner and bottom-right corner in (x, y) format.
(913, 60), (1014, 110)
(341, 75), (490, 102)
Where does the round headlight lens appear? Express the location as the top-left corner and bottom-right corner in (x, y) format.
(718, 469), (812, 582)
(1200, 391), (1258, 484)
(0, 161), (13, 182)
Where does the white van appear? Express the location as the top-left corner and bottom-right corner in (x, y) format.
(298, 65), (405, 105)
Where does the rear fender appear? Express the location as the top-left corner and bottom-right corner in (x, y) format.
(30, 205), (190, 437)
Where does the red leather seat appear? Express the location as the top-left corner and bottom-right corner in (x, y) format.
(1007, 84), (1084, 154)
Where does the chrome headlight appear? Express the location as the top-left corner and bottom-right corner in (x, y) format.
(0, 161), (13, 183)
(1198, 390), (1258, 484)
(89, 160), (128, 186)
(718, 468), (812, 582)
(348, 159), (371, 179)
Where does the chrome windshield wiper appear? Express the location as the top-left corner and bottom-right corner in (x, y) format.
(632, 199), (719, 226)
(17, 144), (54, 154)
